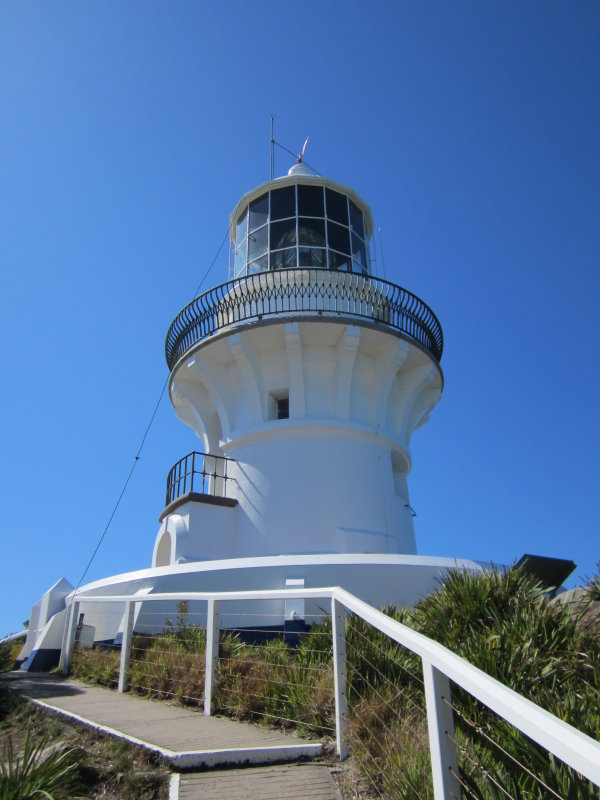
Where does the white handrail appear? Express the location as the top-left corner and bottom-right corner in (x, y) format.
(64, 585), (600, 791)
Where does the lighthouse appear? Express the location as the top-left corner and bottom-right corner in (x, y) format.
(17, 154), (576, 666)
(153, 161), (444, 570)
(18, 158), (486, 668)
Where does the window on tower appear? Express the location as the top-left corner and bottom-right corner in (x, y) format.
(276, 396), (289, 420)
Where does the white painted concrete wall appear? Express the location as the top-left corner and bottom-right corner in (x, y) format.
(65, 554), (483, 640)
(19, 577), (73, 662)
(165, 319), (442, 566)
(153, 503), (236, 567)
(227, 430), (416, 556)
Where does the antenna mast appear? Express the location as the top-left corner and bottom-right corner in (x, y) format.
(270, 114), (275, 180)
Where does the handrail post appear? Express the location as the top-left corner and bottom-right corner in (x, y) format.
(422, 659), (460, 799)
(204, 598), (220, 716)
(61, 599), (80, 675)
(118, 601), (135, 693)
(332, 597), (348, 760)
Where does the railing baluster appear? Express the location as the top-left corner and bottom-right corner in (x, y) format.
(332, 598), (348, 760)
(118, 601), (135, 693)
(422, 658), (460, 800)
(204, 598), (220, 716)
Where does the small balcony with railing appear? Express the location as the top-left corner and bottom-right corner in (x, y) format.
(160, 451), (237, 521)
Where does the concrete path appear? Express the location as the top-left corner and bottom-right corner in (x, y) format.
(0, 672), (322, 769)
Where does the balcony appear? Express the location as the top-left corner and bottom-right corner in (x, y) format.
(165, 269), (443, 371)
(161, 451), (237, 520)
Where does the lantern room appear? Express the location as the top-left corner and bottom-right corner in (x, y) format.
(231, 164), (375, 278)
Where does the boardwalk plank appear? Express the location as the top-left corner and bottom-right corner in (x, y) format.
(178, 765), (342, 799)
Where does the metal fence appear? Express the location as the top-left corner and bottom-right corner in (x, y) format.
(165, 269), (444, 370)
(61, 587), (600, 799)
(165, 451), (235, 506)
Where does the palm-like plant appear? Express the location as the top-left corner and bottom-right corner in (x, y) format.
(0, 726), (79, 800)
(584, 563), (600, 601)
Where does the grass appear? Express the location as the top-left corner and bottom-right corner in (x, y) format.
(68, 568), (600, 799)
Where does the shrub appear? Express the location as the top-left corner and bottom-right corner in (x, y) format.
(584, 563), (600, 601)
(0, 726), (79, 799)
(410, 566), (600, 798)
(0, 642), (13, 674)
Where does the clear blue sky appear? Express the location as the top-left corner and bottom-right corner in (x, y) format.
(1, 2), (598, 636)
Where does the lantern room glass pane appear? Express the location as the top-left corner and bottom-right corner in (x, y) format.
(326, 189), (348, 225)
(299, 247), (327, 267)
(271, 186), (296, 220)
(234, 237), (247, 276)
(352, 233), (368, 273)
(271, 247), (297, 270)
(329, 250), (352, 271)
(248, 224), (268, 260)
(271, 218), (296, 249)
(327, 220), (351, 255)
(349, 201), (365, 239)
(236, 210), (248, 244)
(249, 194), (269, 231)
(298, 217), (326, 246)
(248, 254), (268, 274)
(298, 185), (324, 217)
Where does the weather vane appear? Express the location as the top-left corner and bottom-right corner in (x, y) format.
(297, 136), (309, 164)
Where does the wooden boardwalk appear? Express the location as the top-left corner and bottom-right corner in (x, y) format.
(0, 673), (322, 769)
(175, 764), (342, 799)
(2, 672), (343, 798)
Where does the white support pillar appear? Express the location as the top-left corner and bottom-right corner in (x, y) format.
(58, 603), (72, 672)
(204, 598), (220, 716)
(118, 601), (136, 694)
(60, 600), (80, 675)
(422, 659), (460, 800)
(332, 598), (348, 760)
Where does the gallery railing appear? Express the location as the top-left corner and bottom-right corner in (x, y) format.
(165, 451), (235, 506)
(165, 268), (443, 370)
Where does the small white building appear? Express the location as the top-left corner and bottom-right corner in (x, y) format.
(20, 161), (484, 669)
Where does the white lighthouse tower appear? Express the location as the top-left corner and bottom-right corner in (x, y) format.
(18, 158), (485, 668)
(153, 161), (444, 573)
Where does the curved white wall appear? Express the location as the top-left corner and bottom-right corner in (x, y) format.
(226, 426), (416, 556)
(165, 319), (442, 565)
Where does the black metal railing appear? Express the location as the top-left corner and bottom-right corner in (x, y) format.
(165, 451), (235, 506)
(165, 268), (443, 370)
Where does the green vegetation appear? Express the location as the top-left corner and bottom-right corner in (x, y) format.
(1, 643), (168, 800)
(0, 727), (79, 800)
(0, 642), (13, 675)
(585, 563), (600, 601)
(69, 568), (600, 799)
(0, 691), (168, 800)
